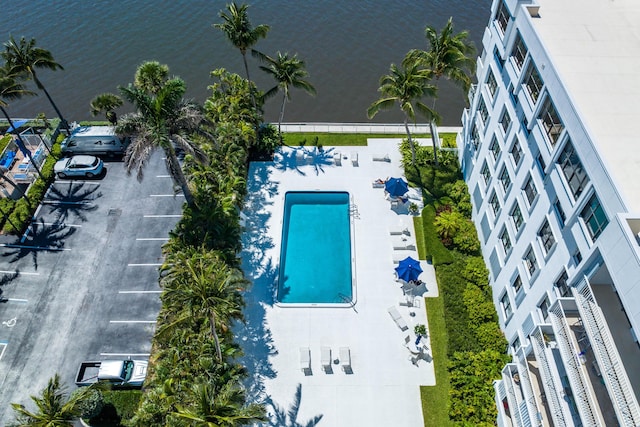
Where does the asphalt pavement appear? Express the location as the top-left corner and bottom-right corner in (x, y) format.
(0, 151), (182, 424)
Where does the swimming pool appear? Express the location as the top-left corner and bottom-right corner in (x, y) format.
(277, 191), (354, 305)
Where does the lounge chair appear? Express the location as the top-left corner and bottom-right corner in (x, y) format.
(372, 180), (386, 188)
(389, 226), (410, 236)
(350, 151), (358, 166)
(321, 346), (332, 373)
(392, 253), (406, 264)
(339, 347), (352, 374)
(372, 153), (390, 162)
(391, 237), (416, 250)
(300, 347), (311, 375)
(333, 151), (342, 166)
(296, 150), (306, 165)
(387, 306), (409, 331)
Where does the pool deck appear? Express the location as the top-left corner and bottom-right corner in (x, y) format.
(239, 139), (437, 426)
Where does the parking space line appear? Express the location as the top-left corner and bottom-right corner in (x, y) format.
(53, 180), (101, 185)
(5, 298), (28, 303)
(118, 290), (162, 294)
(127, 263), (162, 267)
(109, 320), (157, 324)
(0, 342), (7, 361)
(40, 222), (82, 228)
(143, 214), (181, 218)
(41, 200), (91, 205)
(0, 270), (39, 276)
(155, 175), (171, 178)
(135, 238), (169, 241)
(0, 243), (71, 251)
(100, 352), (151, 357)
(150, 194), (185, 197)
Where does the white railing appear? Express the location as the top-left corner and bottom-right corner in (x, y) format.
(530, 328), (569, 426)
(503, 366), (526, 427)
(574, 278), (640, 426)
(549, 303), (603, 426)
(516, 354), (543, 426)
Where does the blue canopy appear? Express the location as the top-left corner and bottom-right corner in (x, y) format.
(6, 119), (28, 133)
(385, 177), (408, 197)
(394, 256), (422, 283)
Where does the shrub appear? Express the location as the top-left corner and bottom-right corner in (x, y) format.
(421, 204), (454, 265)
(463, 285), (496, 325)
(452, 219), (481, 255)
(74, 388), (104, 419)
(462, 257), (490, 295)
(476, 322), (507, 352)
(434, 210), (465, 241)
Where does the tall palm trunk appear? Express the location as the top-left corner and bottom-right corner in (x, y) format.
(404, 113), (416, 165)
(163, 146), (194, 206)
(430, 98), (439, 166)
(209, 311), (223, 362)
(0, 106), (45, 180)
(242, 52), (258, 116)
(33, 73), (70, 135)
(278, 92), (287, 139)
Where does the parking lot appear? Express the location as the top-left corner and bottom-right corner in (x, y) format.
(0, 152), (181, 424)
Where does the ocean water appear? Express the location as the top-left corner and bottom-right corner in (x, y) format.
(0, 0), (491, 125)
(278, 192), (351, 304)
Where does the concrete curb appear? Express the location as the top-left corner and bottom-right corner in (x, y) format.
(278, 122), (462, 134)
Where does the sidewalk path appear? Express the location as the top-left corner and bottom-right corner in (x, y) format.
(279, 122), (462, 134)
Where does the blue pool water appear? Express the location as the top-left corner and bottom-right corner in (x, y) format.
(277, 192), (352, 304)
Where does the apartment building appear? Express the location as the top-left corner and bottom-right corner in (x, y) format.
(458, 0), (640, 425)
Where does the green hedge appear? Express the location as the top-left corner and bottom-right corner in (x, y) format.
(88, 390), (143, 427)
(421, 204), (454, 265)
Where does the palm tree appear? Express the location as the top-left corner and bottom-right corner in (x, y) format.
(116, 61), (208, 207)
(0, 66), (45, 180)
(1, 35), (69, 134)
(11, 373), (102, 426)
(214, 2), (269, 113)
(173, 380), (266, 427)
(159, 248), (246, 362)
(253, 51), (316, 137)
(405, 18), (476, 165)
(90, 93), (123, 125)
(367, 61), (438, 165)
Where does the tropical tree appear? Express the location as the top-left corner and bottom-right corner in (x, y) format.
(214, 2), (269, 113)
(174, 379), (266, 426)
(115, 61), (209, 207)
(367, 61), (438, 165)
(253, 51), (316, 137)
(1, 35), (69, 134)
(11, 374), (103, 426)
(405, 17), (476, 165)
(89, 93), (123, 125)
(159, 248), (246, 362)
(0, 66), (45, 180)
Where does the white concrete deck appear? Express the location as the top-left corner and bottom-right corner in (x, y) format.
(238, 139), (437, 426)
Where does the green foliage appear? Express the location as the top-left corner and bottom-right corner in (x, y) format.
(452, 219), (481, 255)
(443, 179), (472, 216)
(421, 204), (454, 265)
(441, 133), (457, 148)
(463, 285), (496, 325)
(6, 198), (31, 234)
(73, 388), (104, 419)
(475, 322), (507, 353)
(461, 257), (490, 295)
(434, 209), (465, 240)
(89, 390), (142, 426)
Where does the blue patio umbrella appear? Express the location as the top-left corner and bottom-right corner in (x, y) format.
(394, 256), (423, 283)
(385, 177), (409, 198)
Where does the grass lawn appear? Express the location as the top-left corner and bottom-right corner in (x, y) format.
(282, 132), (431, 147)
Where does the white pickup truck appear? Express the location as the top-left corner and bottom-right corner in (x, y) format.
(75, 359), (148, 388)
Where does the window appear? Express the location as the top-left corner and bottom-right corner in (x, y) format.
(554, 200), (566, 226)
(511, 336), (521, 352)
(523, 246), (538, 276)
(511, 32), (527, 70)
(581, 194), (608, 240)
(557, 139), (590, 199)
(499, 167), (511, 192)
(511, 203), (524, 232)
(538, 220), (555, 254)
(500, 227), (512, 255)
(500, 109), (511, 133)
(555, 270), (570, 297)
(494, 47), (505, 70)
(538, 295), (550, 321)
(510, 139), (522, 166)
(486, 70), (498, 98)
(536, 153), (546, 177)
(512, 275), (522, 294)
(501, 292), (513, 319)
(523, 61), (544, 104)
(481, 162), (491, 185)
(538, 97), (564, 146)
(490, 192), (501, 217)
(495, 1), (510, 33)
(478, 96), (489, 125)
(523, 176), (538, 207)
(573, 248), (583, 265)
(490, 136), (501, 161)
(471, 124), (480, 150)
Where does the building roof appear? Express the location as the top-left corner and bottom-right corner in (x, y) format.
(531, 0), (640, 211)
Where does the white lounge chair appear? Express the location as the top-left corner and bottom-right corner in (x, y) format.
(321, 346), (332, 373)
(372, 153), (390, 162)
(339, 347), (352, 374)
(392, 253), (406, 264)
(391, 237), (416, 250)
(350, 151), (358, 166)
(300, 347), (311, 375)
(372, 180), (386, 188)
(387, 306), (409, 331)
(389, 226), (410, 236)
(333, 151), (342, 166)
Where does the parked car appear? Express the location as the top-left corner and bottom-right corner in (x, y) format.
(54, 155), (104, 179)
(60, 125), (129, 158)
(75, 359), (148, 388)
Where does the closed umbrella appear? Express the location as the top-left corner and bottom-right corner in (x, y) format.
(384, 177), (408, 198)
(394, 256), (422, 283)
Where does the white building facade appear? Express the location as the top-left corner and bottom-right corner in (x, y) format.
(458, 0), (640, 425)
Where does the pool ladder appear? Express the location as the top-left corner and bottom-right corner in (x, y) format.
(338, 293), (358, 313)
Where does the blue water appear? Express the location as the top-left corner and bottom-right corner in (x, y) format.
(0, 1), (491, 125)
(278, 192), (351, 304)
